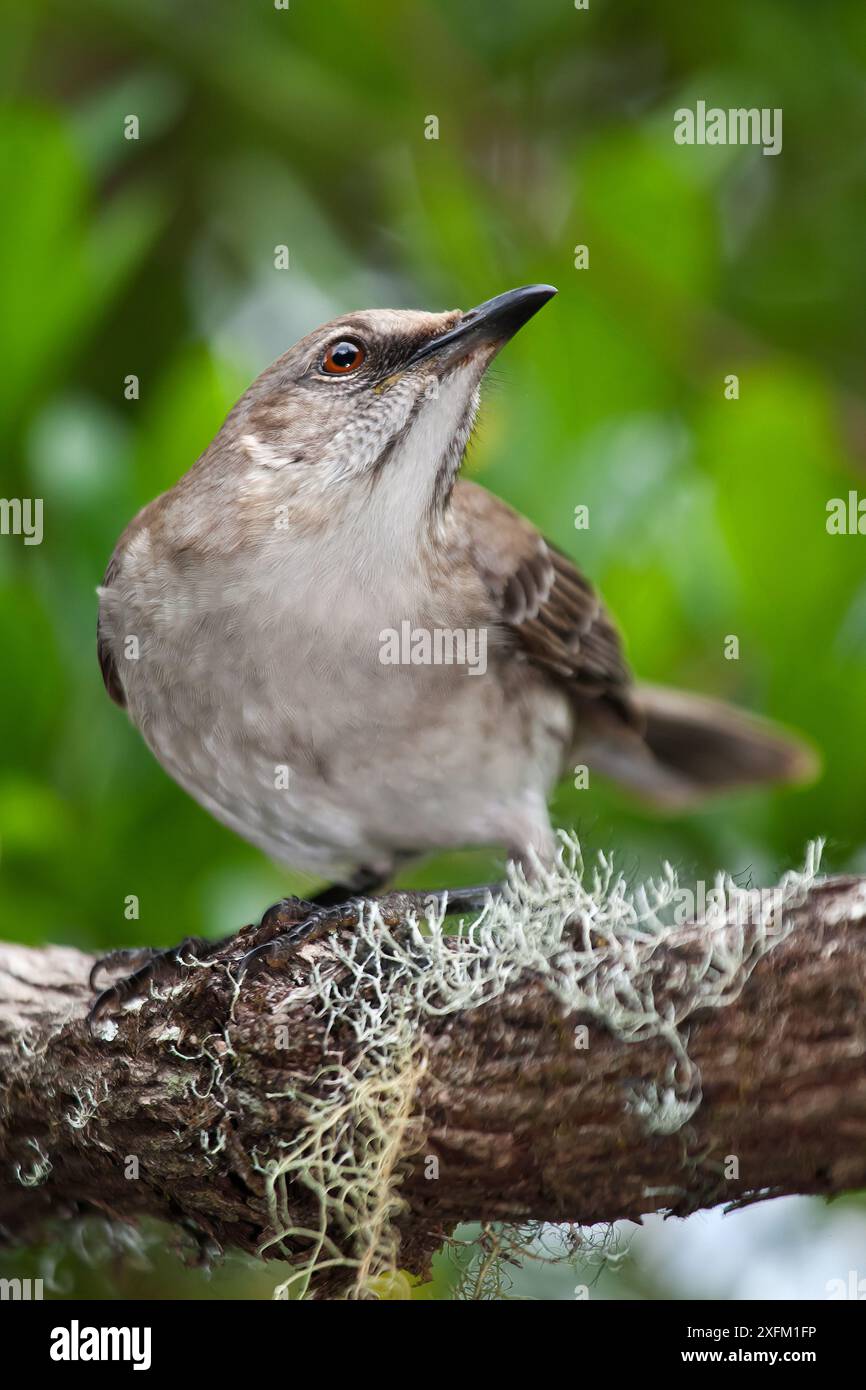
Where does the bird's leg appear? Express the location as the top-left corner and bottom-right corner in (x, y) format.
(242, 871), (386, 947)
(238, 883), (501, 978)
(311, 866), (391, 909)
(237, 867), (389, 957)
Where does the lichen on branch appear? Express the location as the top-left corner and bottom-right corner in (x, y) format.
(1, 836), (864, 1300)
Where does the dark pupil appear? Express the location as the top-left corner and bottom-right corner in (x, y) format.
(331, 341), (359, 369)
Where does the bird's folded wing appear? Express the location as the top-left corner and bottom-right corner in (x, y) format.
(449, 480), (641, 729)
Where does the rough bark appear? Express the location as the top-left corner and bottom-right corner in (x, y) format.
(1, 873), (865, 1290)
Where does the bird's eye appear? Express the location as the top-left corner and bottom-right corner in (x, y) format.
(321, 339), (366, 375)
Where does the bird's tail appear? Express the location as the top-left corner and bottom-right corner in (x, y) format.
(586, 683), (818, 811)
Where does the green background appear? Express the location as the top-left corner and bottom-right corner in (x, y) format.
(2, 0), (865, 1299)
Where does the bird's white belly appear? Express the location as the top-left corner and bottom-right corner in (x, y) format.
(125, 627), (571, 885)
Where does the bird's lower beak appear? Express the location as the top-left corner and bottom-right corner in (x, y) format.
(408, 284), (557, 367)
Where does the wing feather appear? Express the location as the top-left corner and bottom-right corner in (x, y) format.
(449, 480), (640, 728)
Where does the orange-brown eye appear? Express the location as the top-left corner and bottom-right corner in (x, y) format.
(321, 339), (366, 374)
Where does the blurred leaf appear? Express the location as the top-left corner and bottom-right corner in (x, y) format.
(0, 106), (166, 437)
(0, 776), (70, 856)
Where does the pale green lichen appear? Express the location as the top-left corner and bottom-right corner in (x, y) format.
(63, 1082), (109, 1136)
(15, 1138), (53, 1188)
(255, 833), (821, 1299)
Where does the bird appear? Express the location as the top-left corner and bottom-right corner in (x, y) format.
(88, 284), (815, 1020)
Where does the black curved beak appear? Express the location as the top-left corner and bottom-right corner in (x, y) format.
(408, 284), (557, 366)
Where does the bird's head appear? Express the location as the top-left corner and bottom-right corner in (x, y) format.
(210, 284), (557, 550)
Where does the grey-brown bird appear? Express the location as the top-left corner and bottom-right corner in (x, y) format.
(89, 285), (815, 1018)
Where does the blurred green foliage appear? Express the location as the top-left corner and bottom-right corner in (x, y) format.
(1, 0), (865, 1299)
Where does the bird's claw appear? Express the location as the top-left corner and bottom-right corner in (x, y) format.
(235, 886), (494, 978)
(236, 897), (366, 979)
(86, 935), (211, 1030)
(86, 886), (499, 1029)
(235, 939), (292, 979)
(89, 946), (162, 992)
(84, 902), (318, 1029)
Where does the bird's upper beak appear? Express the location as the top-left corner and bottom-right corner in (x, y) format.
(408, 284), (557, 367)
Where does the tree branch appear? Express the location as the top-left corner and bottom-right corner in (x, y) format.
(2, 862), (865, 1295)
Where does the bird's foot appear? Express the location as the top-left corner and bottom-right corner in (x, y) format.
(86, 886), (499, 1027)
(86, 897), (320, 1028)
(237, 883), (499, 978)
(89, 946), (164, 993)
(87, 934), (228, 1028)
